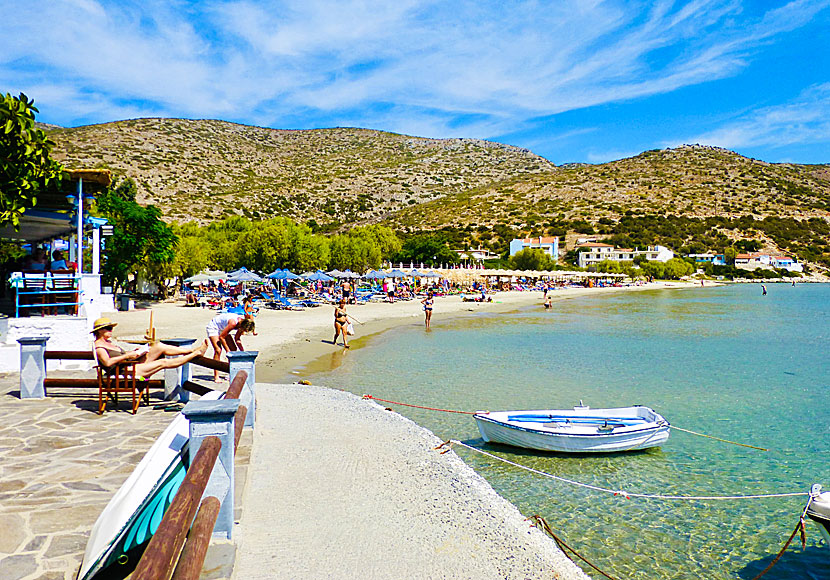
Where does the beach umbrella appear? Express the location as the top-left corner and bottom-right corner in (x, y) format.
(409, 269), (425, 277)
(227, 267), (251, 277)
(229, 269), (262, 282)
(363, 270), (384, 279)
(388, 269), (408, 279)
(304, 270), (334, 282)
(341, 269), (361, 279)
(267, 269), (287, 280)
(185, 270), (226, 283)
(327, 269), (343, 278)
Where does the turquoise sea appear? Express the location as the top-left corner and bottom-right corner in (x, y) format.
(303, 284), (830, 580)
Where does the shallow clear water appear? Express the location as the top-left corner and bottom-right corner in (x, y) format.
(304, 284), (830, 579)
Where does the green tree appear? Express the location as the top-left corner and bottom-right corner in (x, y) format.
(1, 93), (65, 227)
(395, 234), (458, 266)
(664, 257), (694, 279)
(638, 260), (666, 279)
(509, 248), (554, 270)
(96, 178), (178, 294)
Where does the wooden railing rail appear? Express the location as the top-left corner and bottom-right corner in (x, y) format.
(131, 436), (222, 580)
(192, 355), (230, 373)
(132, 368), (250, 580)
(44, 350), (94, 360)
(170, 497), (221, 580)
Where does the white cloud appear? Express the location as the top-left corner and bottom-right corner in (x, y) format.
(2, 0), (828, 141)
(688, 83), (830, 149)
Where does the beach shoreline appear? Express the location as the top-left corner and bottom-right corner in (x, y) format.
(114, 281), (716, 386)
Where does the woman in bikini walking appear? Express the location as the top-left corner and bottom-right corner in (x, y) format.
(333, 299), (351, 348)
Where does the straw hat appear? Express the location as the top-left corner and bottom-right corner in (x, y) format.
(91, 317), (117, 333)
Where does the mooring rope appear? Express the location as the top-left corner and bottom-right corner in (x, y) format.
(362, 394), (476, 415)
(670, 425), (768, 451)
(442, 440), (809, 501)
(750, 493), (816, 580)
(528, 514), (619, 580)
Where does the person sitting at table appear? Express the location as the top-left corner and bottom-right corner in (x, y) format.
(92, 317), (208, 378)
(24, 248), (48, 271)
(50, 250), (69, 271)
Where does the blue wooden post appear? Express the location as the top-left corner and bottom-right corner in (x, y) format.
(161, 338), (196, 402)
(18, 336), (49, 399)
(183, 399), (240, 539)
(227, 351), (257, 428)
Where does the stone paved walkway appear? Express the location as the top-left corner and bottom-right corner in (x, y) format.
(0, 371), (250, 580)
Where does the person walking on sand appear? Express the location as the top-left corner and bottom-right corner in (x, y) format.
(206, 313), (256, 382)
(333, 299), (351, 347)
(421, 291), (434, 330)
(92, 317), (208, 379)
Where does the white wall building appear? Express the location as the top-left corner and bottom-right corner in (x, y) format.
(577, 243), (674, 269)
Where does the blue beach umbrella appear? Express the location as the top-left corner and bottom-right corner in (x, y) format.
(303, 270), (334, 282)
(388, 269), (408, 279)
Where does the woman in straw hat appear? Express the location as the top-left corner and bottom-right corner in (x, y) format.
(91, 317), (208, 378)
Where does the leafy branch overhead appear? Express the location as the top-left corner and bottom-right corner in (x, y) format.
(0, 93), (65, 228)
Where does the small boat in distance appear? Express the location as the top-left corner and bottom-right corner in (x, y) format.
(474, 402), (670, 453)
(806, 484), (830, 547)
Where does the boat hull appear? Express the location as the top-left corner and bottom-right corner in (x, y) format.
(474, 406), (670, 453)
(807, 490), (830, 547)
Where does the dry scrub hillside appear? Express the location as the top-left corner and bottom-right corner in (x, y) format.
(47, 118), (552, 225)
(383, 145), (830, 232)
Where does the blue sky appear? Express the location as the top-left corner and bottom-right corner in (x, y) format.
(3, 0), (829, 164)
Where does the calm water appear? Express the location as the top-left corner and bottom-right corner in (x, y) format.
(303, 284), (830, 580)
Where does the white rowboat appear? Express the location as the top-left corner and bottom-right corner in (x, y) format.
(474, 403), (670, 453)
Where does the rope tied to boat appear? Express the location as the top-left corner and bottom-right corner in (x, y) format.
(528, 514), (620, 580)
(670, 425), (768, 451)
(362, 394), (476, 415)
(750, 492), (817, 580)
(446, 440), (809, 502)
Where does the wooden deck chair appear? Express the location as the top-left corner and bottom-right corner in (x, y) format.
(49, 270), (79, 315)
(20, 270), (48, 316)
(93, 345), (148, 415)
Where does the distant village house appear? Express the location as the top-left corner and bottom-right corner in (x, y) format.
(509, 236), (559, 259)
(734, 253), (803, 272)
(687, 253), (726, 266)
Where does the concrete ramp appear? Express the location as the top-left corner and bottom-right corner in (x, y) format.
(232, 384), (589, 580)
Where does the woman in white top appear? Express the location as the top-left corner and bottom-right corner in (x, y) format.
(206, 313), (256, 381)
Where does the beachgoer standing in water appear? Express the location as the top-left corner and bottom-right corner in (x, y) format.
(333, 299), (350, 348)
(544, 296), (552, 309)
(421, 292), (434, 329)
(762, 284), (767, 296)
